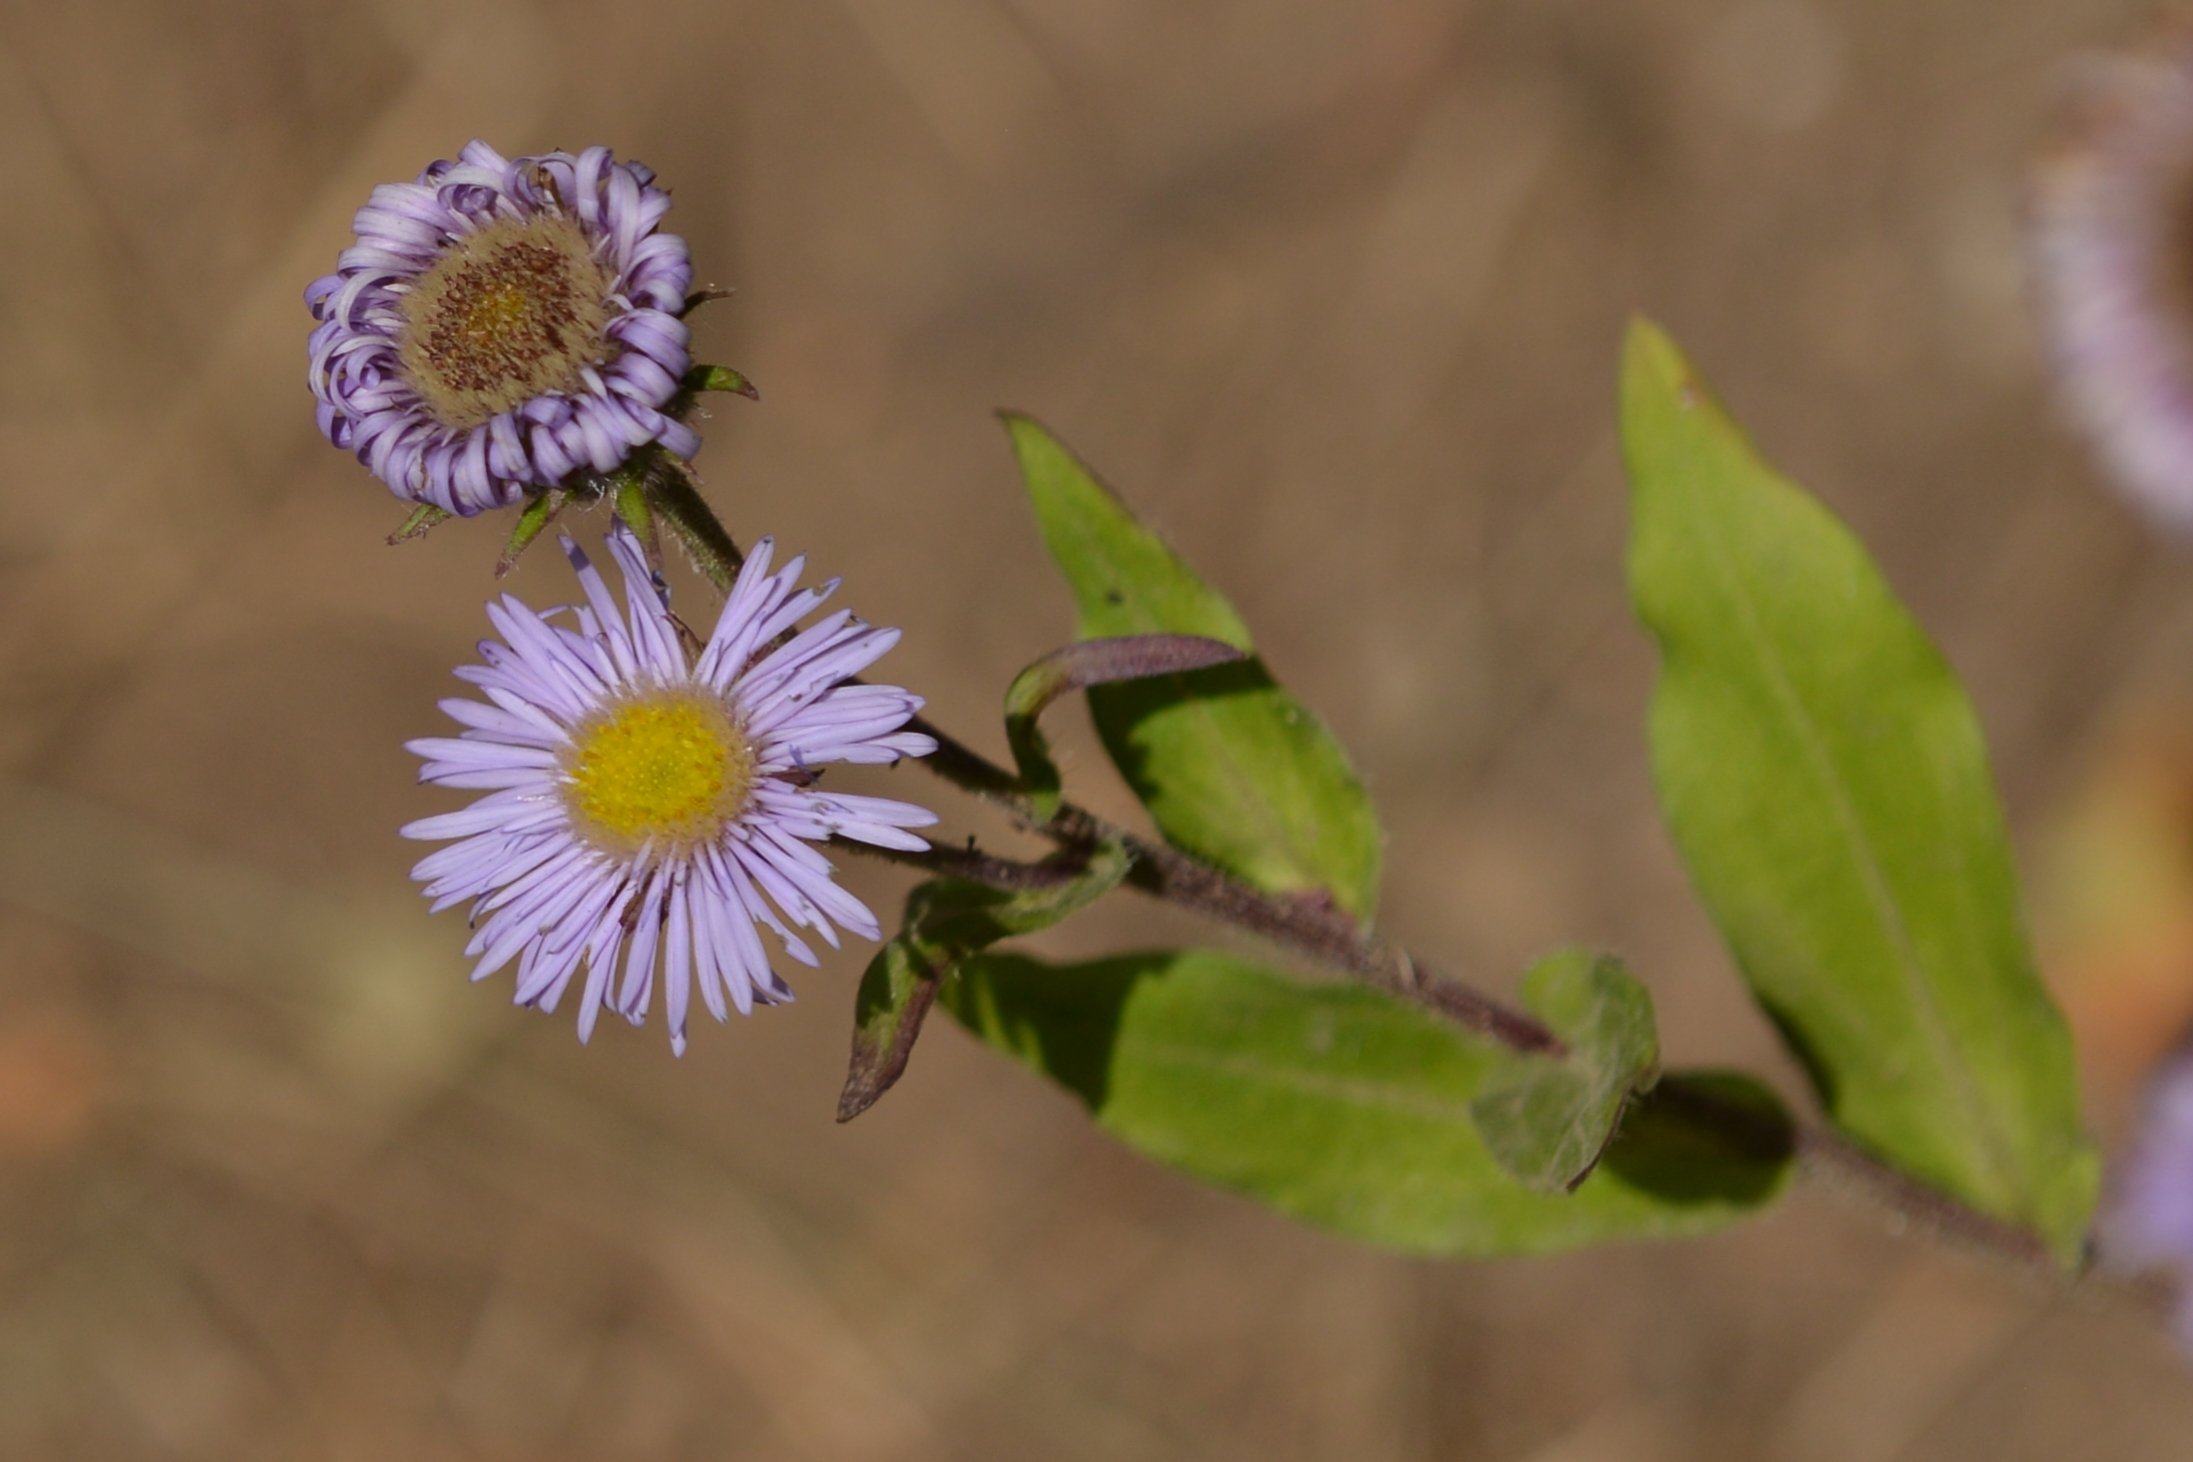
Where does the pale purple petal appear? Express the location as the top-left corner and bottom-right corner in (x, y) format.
(2035, 40), (2193, 532)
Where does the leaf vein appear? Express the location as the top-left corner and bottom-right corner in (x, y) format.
(1677, 467), (2017, 1203)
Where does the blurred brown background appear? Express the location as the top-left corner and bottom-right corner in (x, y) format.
(7, 0), (2193, 1456)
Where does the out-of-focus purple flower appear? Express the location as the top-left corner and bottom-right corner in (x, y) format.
(403, 527), (937, 1052)
(307, 141), (697, 517)
(2033, 34), (2193, 532)
(2106, 1046), (2193, 1346)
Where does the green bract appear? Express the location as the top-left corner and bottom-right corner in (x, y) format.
(839, 843), (1130, 1120)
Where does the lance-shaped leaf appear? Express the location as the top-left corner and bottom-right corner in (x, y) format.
(1006, 635), (1246, 820)
(838, 842), (1129, 1121)
(1621, 319), (2097, 1262)
(943, 949), (1792, 1255)
(1004, 414), (1383, 921)
(1470, 951), (1660, 1193)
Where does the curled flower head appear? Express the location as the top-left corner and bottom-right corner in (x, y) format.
(307, 141), (698, 516)
(2033, 34), (2193, 531)
(403, 527), (938, 1051)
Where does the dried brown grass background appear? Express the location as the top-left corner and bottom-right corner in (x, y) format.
(6, 0), (2193, 1456)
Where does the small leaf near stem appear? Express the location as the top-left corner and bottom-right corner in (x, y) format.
(1003, 413), (1385, 922)
(494, 490), (566, 578)
(839, 841), (1130, 1121)
(1006, 636), (1246, 820)
(1469, 951), (1660, 1193)
(841, 939), (946, 1122)
(386, 502), (451, 546)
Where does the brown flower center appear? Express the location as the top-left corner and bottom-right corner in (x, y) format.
(397, 213), (614, 429)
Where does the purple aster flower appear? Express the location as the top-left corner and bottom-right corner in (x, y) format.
(2106, 1044), (2193, 1346)
(307, 140), (698, 517)
(402, 526), (938, 1052)
(2032, 34), (2193, 531)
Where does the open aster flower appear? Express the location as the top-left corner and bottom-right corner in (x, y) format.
(403, 527), (937, 1052)
(307, 140), (697, 516)
(2033, 34), (2193, 530)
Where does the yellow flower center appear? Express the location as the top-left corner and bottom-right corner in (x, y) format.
(397, 212), (615, 429)
(561, 690), (756, 857)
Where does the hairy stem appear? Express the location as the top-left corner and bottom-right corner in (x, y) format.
(649, 457), (747, 589)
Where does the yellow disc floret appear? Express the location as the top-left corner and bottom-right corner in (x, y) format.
(561, 689), (756, 857)
(397, 212), (614, 428)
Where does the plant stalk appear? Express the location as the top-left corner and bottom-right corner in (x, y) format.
(660, 483), (2115, 1296)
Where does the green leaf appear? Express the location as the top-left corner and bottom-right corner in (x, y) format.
(837, 843), (1130, 1121)
(942, 948), (1791, 1255)
(1470, 951), (1660, 1193)
(1005, 635), (1245, 820)
(1620, 318), (2097, 1262)
(1003, 414), (1383, 921)
(840, 938), (940, 1123)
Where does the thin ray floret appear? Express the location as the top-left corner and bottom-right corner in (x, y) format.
(402, 527), (937, 1052)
